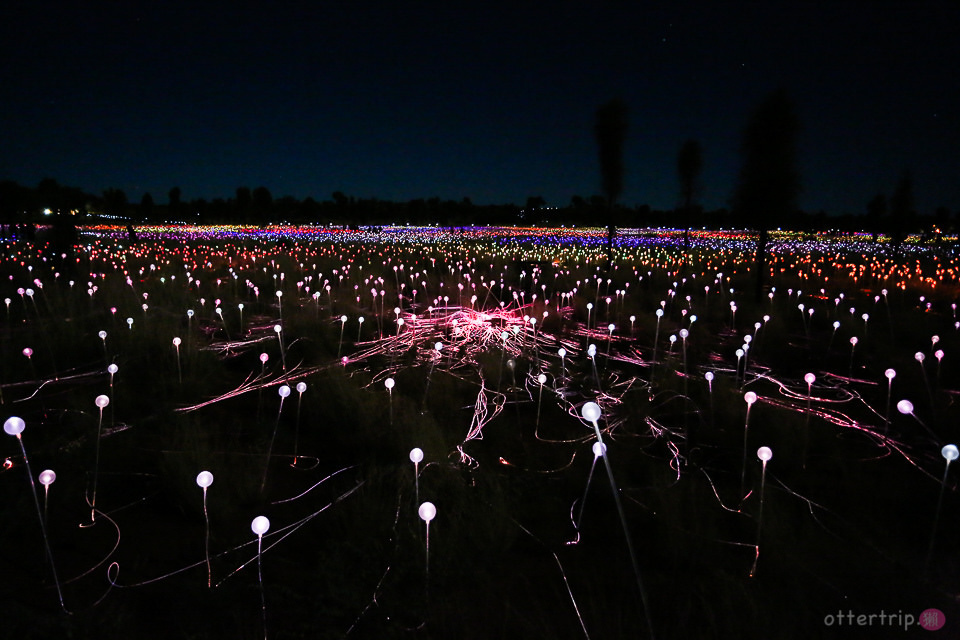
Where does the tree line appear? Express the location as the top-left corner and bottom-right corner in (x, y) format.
(0, 176), (953, 234)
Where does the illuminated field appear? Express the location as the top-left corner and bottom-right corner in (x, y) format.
(2, 225), (958, 639)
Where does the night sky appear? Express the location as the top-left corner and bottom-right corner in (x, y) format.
(3, 1), (958, 216)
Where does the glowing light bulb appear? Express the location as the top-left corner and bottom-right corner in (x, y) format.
(581, 402), (601, 423)
(3, 417), (25, 436)
(196, 471), (214, 488)
(251, 516), (270, 536)
(418, 502), (436, 522)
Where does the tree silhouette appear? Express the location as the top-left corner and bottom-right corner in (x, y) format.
(0, 181), (32, 240)
(139, 193), (155, 222)
(252, 186), (273, 224)
(732, 89), (801, 300)
(594, 98), (628, 269)
(236, 187), (252, 223)
(168, 186), (182, 221)
(889, 170), (915, 251)
(677, 139), (703, 249)
(524, 195), (546, 223)
(102, 188), (129, 220)
(865, 193), (887, 242)
(934, 206), (950, 232)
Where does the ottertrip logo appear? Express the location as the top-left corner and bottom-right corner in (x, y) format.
(823, 609), (945, 631)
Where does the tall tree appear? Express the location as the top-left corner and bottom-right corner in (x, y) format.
(140, 193), (155, 222)
(252, 186), (273, 224)
(934, 206), (950, 233)
(236, 187), (252, 223)
(865, 193), (887, 242)
(167, 186), (181, 219)
(677, 139), (703, 249)
(732, 89), (801, 300)
(102, 188), (129, 220)
(594, 98), (628, 269)
(524, 195), (546, 223)
(889, 170), (915, 251)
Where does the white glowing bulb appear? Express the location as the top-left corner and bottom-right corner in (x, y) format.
(757, 446), (773, 462)
(251, 515), (270, 536)
(95, 395), (110, 409)
(418, 502), (436, 522)
(196, 471), (214, 488)
(3, 417), (25, 436)
(409, 447), (424, 463)
(581, 402), (601, 423)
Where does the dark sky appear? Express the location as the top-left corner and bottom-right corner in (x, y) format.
(2, 1), (958, 216)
